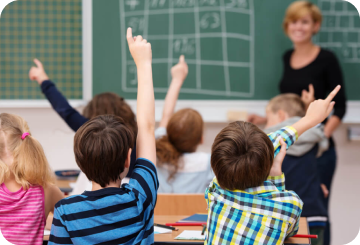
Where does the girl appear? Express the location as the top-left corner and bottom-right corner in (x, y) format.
(0, 113), (64, 245)
(156, 56), (213, 193)
(29, 59), (137, 188)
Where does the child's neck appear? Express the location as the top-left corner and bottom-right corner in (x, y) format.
(91, 179), (122, 191)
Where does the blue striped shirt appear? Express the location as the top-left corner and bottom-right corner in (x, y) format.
(48, 158), (158, 245)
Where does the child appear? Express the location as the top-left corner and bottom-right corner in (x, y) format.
(0, 113), (64, 245)
(156, 55), (213, 193)
(264, 93), (329, 245)
(205, 86), (341, 244)
(29, 60), (137, 180)
(48, 28), (158, 244)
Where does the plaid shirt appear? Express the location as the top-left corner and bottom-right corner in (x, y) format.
(205, 126), (303, 245)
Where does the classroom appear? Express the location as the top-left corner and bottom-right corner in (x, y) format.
(0, 0), (360, 244)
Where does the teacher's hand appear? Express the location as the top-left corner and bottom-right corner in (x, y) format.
(301, 84), (315, 108)
(247, 114), (267, 125)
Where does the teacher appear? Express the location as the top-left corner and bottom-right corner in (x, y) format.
(248, 2), (347, 245)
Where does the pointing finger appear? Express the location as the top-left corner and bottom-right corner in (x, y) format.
(325, 85), (341, 103)
(126, 27), (134, 44)
(309, 84), (314, 95)
(179, 55), (185, 63)
(33, 58), (43, 69)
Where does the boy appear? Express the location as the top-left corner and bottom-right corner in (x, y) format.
(48, 28), (158, 244)
(264, 93), (329, 245)
(206, 86), (340, 245)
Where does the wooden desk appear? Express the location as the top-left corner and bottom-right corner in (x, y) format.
(44, 215), (310, 244)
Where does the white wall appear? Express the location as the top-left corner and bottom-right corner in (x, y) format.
(2, 107), (359, 245)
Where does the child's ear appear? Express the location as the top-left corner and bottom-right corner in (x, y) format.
(124, 148), (132, 169)
(278, 110), (289, 121)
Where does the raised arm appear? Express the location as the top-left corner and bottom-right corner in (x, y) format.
(127, 28), (156, 164)
(292, 85), (341, 137)
(29, 59), (87, 131)
(159, 55), (188, 128)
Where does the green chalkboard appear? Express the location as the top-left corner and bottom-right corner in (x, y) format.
(0, 0), (82, 100)
(93, 0), (359, 101)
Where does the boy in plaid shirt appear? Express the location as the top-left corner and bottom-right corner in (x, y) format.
(205, 86), (341, 245)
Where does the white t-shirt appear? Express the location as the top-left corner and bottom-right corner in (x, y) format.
(155, 127), (214, 193)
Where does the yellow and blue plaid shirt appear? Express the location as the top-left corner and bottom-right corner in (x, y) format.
(205, 126), (303, 245)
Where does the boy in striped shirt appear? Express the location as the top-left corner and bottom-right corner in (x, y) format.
(49, 28), (158, 245)
(206, 86), (341, 245)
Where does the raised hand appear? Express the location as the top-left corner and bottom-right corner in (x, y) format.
(29, 59), (49, 85)
(269, 138), (287, 177)
(301, 84), (315, 108)
(305, 85), (341, 126)
(126, 28), (152, 68)
(171, 55), (188, 82)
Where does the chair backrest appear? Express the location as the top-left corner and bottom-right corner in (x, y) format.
(154, 194), (208, 215)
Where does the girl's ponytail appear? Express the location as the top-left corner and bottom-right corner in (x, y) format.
(156, 135), (182, 181)
(0, 113), (54, 189)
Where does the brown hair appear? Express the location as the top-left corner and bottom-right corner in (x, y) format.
(83, 92), (137, 138)
(0, 113), (54, 189)
(211, 121), (274, 190)
(283, 1), (322, 34)
(268, 93), (306, 117)
(156, 108), (203, 180)
(74, 115), (134, 187)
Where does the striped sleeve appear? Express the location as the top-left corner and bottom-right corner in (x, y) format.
(267, 126), (298, 157)
(129, 158), (159, 206)
(267, 173), (285, 191)
(48, 205), (72, 245)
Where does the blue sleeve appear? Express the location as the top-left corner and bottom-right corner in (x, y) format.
(41, 80), (88, 132)
(48, 206), (73, 245)
(128, 158), (158, 207)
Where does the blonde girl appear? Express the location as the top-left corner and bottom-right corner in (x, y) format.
(155, 56), (213, 193)
(0, 113), (63, 245)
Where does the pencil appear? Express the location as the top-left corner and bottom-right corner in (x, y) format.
(201, 225), (206, 235)
(154, 223), (178, 231)
(293, 234), (318, 239)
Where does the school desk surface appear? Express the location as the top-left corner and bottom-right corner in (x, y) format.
(43, 215), (310, 244)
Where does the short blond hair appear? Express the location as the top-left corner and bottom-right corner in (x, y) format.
(283, 1), (322, 34)
(0, 113), (54, 189)
(268, 93), (306, 117)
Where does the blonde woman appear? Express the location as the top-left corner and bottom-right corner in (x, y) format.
(0, 113), (64, 245)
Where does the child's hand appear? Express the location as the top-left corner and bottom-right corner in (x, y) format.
(126, 27), (152, 67)
(304, 85), (341, 127)
(29, 59), (49, 85)
(301, 84), (315, 108)
(320, 183), (329, 198)
(171, 55), (188, 82)
(269, 138), (286, 177)
(247, 114), (267, 125)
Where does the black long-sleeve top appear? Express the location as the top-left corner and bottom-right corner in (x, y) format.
(41, 80), (136, 176)
(279, 48), (347, 147)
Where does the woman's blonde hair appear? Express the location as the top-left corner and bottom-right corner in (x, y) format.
(156, 109), (204, 181)
(283, 1), (322, 34)
(0, 113), (54, 189)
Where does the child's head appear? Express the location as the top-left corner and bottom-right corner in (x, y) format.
(266, 93), (306, 128)
(74, 114), (134, 187)
(83, 92), (137, 138)
(211, 121), (274, 190)
(0, 113), (53, 189)
(156, 108), (203, 179)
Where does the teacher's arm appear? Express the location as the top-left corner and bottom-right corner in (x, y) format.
(323, 54), (347, 138)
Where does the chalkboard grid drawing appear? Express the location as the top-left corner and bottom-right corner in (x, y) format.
(315, 0), (360, 63)
(120, 0), (255, 97)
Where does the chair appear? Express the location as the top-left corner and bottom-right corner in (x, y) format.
(154, 194), (208, 215)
